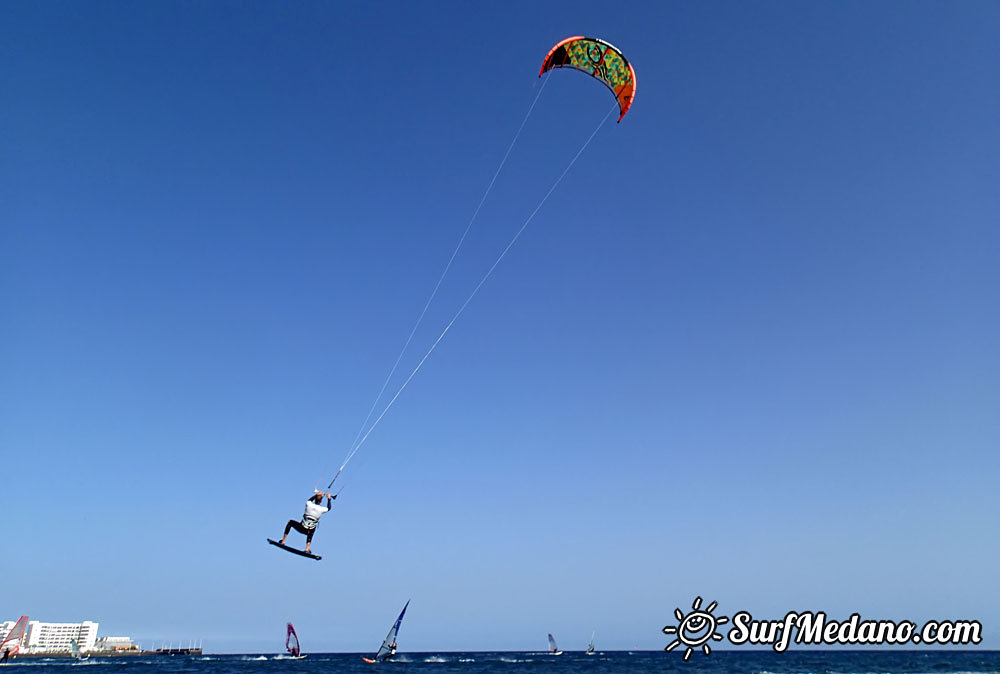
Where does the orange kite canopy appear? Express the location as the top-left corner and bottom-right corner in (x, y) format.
(540, 36), (637, 122)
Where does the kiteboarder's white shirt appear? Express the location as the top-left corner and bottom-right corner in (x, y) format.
(301, 499), (329, 529)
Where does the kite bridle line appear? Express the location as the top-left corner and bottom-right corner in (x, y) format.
(328, 99), (618, 489)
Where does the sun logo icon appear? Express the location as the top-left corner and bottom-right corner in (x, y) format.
(663, 596), (729, 660)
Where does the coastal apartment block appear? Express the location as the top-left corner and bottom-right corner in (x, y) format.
(2, 618), (138, 656)
(25, 621), (99, 652)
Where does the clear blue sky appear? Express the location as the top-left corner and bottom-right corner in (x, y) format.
(2, 0), (998, 654)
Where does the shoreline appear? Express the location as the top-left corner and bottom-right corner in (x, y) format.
(12, 649), (202, 660)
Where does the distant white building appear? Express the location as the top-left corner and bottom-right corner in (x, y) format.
(24, 621), (99, 653)
(94, 636), (138, 652)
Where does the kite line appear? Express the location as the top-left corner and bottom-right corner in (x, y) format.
(327, 78), (552, 489)
(328, 99), (617, 488)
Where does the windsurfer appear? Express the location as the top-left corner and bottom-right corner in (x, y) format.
(280, 491), (335, 553)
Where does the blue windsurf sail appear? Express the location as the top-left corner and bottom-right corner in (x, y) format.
(372, 601), (409, 662)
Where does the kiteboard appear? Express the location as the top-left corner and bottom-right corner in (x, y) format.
(360, 658), (377, 664)
(267, 538), (321, 560)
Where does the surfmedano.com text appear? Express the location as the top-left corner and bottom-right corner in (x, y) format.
(728, 611), (982, 652)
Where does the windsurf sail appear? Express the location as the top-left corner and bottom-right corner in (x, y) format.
(586, 632), (595, 655)
(548, 633), (559, 653)
(371, 601), (409, 662)
(286, 623), (300, 657)
(0, 616), (29, 657)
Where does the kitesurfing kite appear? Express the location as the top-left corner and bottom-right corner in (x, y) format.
(540, 36), (636, 122)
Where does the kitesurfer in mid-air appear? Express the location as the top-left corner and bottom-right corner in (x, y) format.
(280, 491), (335, 553)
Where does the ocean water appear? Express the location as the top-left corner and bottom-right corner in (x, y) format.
(4, 651), (999, 674)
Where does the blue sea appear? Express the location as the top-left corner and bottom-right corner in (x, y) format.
(5, 651), (999, 674)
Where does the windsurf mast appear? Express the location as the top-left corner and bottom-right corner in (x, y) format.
(286, 623), (301, 657)
(1, 616), (29, 656)
(372, 600), (409, 662)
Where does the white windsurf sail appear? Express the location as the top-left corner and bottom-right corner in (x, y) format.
(548, 633), (560, 653)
